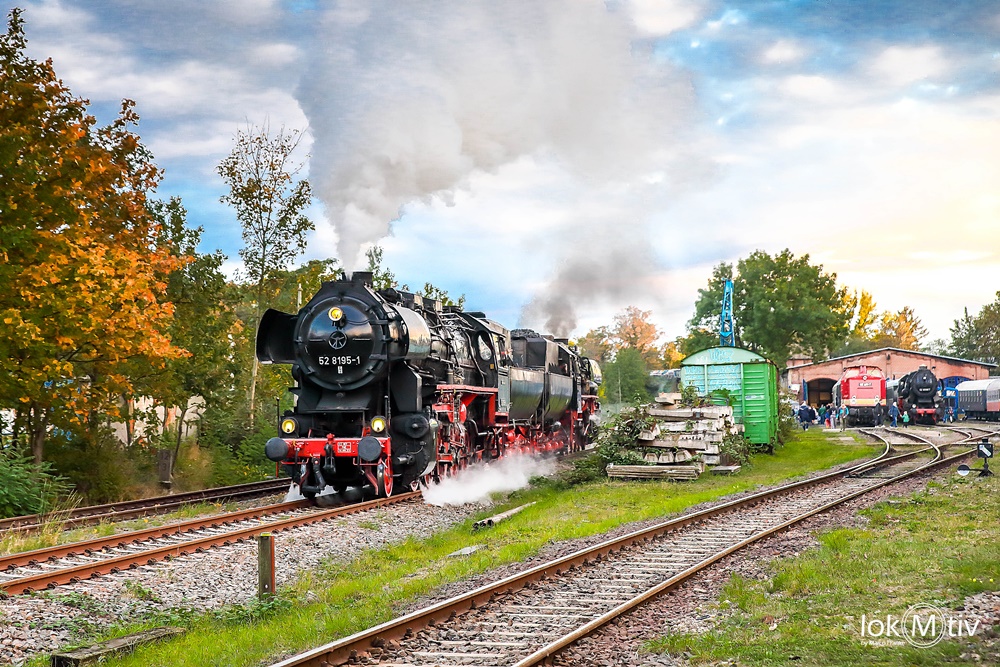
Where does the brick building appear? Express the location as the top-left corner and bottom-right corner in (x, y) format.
(784, 348), (996, 406)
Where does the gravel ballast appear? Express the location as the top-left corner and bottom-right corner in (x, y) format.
(0, 499), (487, 665)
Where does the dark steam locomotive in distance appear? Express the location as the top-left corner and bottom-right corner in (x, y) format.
(256, 271), (602, 501)
(894, 364), (943, 425)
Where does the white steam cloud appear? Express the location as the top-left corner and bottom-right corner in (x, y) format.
(421, 455), (555, 506)
(298, 0), (704, 331)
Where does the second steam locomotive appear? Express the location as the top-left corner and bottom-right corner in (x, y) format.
(256, 272), (601, 501)
(893, 365), (944, 425)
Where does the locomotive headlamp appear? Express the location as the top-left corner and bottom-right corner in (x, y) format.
(328, 306), (344, 322)
(280, 418), (297, 435)
(371, 416), (387, 433)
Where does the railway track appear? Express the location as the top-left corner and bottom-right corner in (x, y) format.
(268, 433), (989, 667)
(0, 477), (292, 534)
(0, 491), (421, 596)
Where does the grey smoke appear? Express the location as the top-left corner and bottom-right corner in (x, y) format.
(520, 225), (665, 337)
(298, 0), (702, 327)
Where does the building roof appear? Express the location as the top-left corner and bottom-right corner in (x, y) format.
(794, 347), (996, 370)
(681, 346), (769, 366)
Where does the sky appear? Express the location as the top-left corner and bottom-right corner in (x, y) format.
(11, 0), (1000, 344)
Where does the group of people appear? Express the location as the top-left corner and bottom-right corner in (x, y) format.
(796, 400), (959, 430)
(883, 400), (919, 427)
(795, 402), (849, 430)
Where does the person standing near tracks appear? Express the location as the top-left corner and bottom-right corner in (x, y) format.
(797, 402), (813, 430)
(874, 399), (884, 426)
(839, 404), (849, 430)
(888, 402), (900, 427)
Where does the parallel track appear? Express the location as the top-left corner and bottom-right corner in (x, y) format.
(0, 478), (292, 534)
(269, 431), (989, 667)
(0, 492), (421, 595)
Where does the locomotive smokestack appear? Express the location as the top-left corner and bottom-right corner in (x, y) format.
(350, 271), (374, 286)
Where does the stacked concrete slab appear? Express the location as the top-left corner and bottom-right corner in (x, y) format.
(606, 393), (741, 481)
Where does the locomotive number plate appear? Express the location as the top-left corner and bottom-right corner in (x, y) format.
(335, 441), (357, 455)
(318, 356), (362, 366)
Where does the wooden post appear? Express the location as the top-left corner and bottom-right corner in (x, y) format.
(258, 532), (275, 599)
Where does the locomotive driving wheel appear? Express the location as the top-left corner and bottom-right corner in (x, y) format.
(377, 458), (393, 497)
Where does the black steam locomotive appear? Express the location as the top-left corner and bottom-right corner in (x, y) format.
(256, 271), (602, 501)
(894, 365), (943, 425)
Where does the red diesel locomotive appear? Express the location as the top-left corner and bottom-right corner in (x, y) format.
(832, 365), (887, 426)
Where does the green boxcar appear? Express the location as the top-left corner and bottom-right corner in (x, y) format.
(679, 346), (779, 446)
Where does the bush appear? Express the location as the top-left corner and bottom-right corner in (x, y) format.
(46, 427), (151, 503)
(196, 402), (277, 487)
(589, 400), (659, 476)
(720, 430), (753, 467)
(0, 446), (72, 518)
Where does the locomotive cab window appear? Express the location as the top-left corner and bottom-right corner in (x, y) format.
(478, 335), (493, 361)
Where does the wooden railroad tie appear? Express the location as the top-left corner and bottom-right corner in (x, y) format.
(50, 627), (185, 667)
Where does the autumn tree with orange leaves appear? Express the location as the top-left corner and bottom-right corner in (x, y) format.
(0, 10), (184, 463)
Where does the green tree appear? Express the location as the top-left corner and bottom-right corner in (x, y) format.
(922, 338), (950, 356)
(268, 258), (341, 313)
(688, 249), (849, 368)
(217, 123), (313, 420)
(366, 246), (396, 290)
(677, 329), (718, 358)
(949, 307), (980, 360)
(600, 347), (649, 404)
(366, 245), (465, 307)
(147, 198), (240, 468)
(948, 293), (1000, 369)
(0, 10), (182, 462)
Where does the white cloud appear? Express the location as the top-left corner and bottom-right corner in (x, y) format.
(250, 42), (302, 68)
(662, 86), (1000, 339)
(761, 39), (807, 65)
(867, 45), (950, 87)
(626, 0), (704, 37)
(778, 75), (842, 102)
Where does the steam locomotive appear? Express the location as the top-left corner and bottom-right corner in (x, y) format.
(894, 365), (943, 425)
(256, 271), (602, 502)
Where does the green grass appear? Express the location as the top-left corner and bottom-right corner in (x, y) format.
(30, 430), (877, 667)
(644, 475), (1000, 666)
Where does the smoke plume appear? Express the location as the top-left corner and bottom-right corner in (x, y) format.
(298, 1), (699, 275)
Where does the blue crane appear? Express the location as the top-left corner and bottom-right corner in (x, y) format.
(719, 278), (735, 347)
